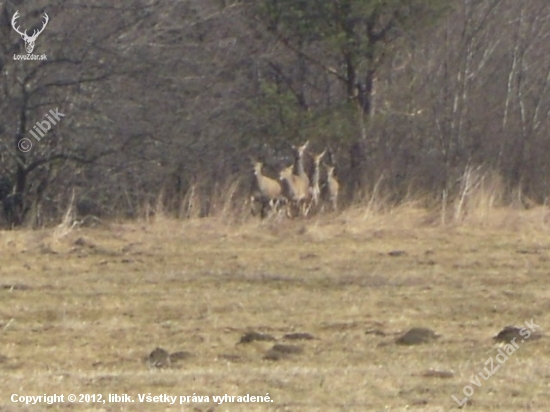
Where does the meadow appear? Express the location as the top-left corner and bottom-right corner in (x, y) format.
(1, 205), (550, 411)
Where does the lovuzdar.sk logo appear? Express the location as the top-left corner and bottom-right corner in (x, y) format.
(12, 10), (49, 60)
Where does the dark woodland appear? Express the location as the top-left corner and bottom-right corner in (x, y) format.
(1, 0), (550, 227)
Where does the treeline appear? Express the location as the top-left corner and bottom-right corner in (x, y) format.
(1, 0), (550, 227)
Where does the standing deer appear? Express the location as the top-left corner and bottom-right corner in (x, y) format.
(325, 164), (339, 212)
(250, 160), (285, 218)
(291, 140), (310, 187)
(279, 164), (311, 218)
(307, 149), (326, 214)
(288, 140), (312, 216)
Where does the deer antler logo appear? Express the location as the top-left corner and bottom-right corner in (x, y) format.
(12, 10), (49, 54)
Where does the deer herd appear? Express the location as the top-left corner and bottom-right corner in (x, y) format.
(250, 141), (339, 218)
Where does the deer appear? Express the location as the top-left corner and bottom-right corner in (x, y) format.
(325, 164), (339, 212)
(250, 160), (285, 218)
(306, 149), (326, 215)
(12, 11), (49, 54)
(291, 140), (310, 187)
(287, 140), (313, 216)
(279, 164), (311, 218)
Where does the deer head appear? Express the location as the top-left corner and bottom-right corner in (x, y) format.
(12, 11), (49, 54)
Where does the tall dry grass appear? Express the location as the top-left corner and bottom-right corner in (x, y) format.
(11, 165), (548, 233)
(126, 165), (550, 239)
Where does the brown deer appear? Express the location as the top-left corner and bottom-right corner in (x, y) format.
(250, 160), (285, 218)
(279, 164), (311, 218)
(307, 149), (326, 214)
(325, 164), (339, 212)
(291, 140), (310, 187)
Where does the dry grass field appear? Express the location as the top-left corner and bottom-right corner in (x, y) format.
(1, 206), (550, 411)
